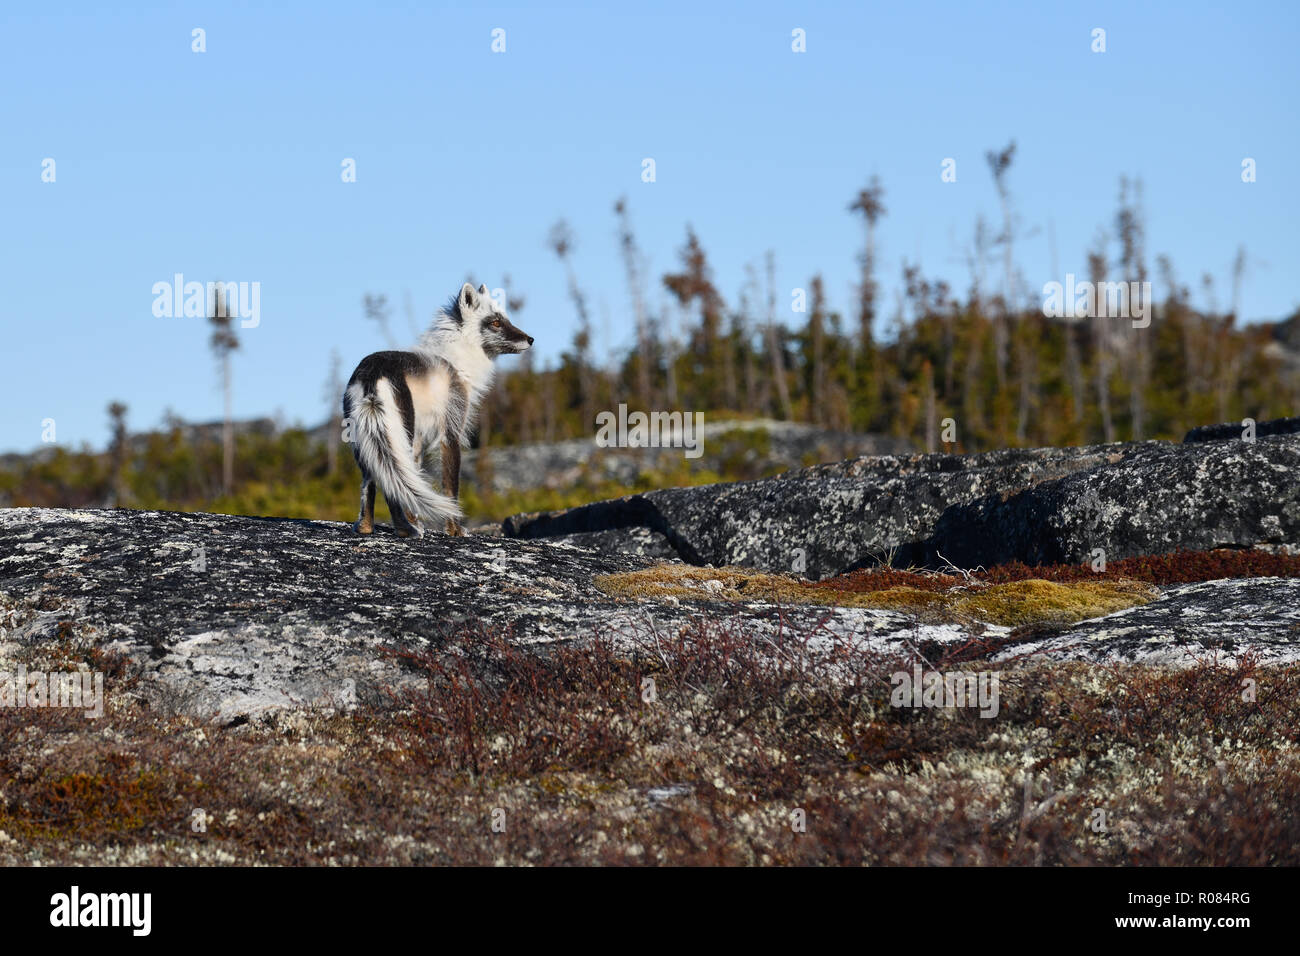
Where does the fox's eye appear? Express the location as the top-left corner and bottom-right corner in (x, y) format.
(492, 319), (502, 328)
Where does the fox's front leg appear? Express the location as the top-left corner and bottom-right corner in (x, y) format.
(441, 438), (464, 536)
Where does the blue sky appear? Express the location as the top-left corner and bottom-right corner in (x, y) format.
(2, 0), (1297, 453)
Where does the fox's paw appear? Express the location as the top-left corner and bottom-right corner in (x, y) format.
(396, 523), (424, 539)
(446, 520), (465, 537)
(352, 520), (373, 536)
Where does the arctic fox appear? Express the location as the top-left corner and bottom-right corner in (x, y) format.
(343, 282), (533, 538)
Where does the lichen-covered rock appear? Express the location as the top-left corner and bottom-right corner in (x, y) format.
(507, 442), (1159, 578)
(2, 508), (1297, 721)
(1183, 416), (1300, 443)
(543, 525), (679, 560)
(996, 578), (1300, 665)
(0, 508), (984, 721)
(507, 425), (1300, 579)
(922, 434), (1300, 568)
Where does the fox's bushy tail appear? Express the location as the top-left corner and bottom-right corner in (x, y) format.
(347, 379), (461, 525)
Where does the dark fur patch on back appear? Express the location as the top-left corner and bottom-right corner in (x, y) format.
(344, 350), (428, 442)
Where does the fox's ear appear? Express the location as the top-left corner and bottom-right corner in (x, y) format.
(478, 283), (489, 296)
(460, 282), (477, 309)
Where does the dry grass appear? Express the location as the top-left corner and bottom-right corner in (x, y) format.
(595, 565), (826, 604)
(1, 620), (1296, 866)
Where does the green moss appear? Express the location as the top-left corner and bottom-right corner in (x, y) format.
(956, 579), (1157, 627)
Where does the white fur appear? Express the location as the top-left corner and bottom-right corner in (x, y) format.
(347, 378), (461, 525)
(413, 282), (531, 436)
(406, 365), (452, 456)
(347, 282), (529, 534)
(415, 308), (497, 412)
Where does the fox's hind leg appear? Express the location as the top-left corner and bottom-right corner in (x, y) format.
(389, 434), (425, 538)
(388, 500), (423, 539)
(353, 473), (376, 535)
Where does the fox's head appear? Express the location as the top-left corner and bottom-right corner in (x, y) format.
(457, 282), (533, 357)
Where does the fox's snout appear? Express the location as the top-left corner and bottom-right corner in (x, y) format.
(505, 321), (533, 351)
